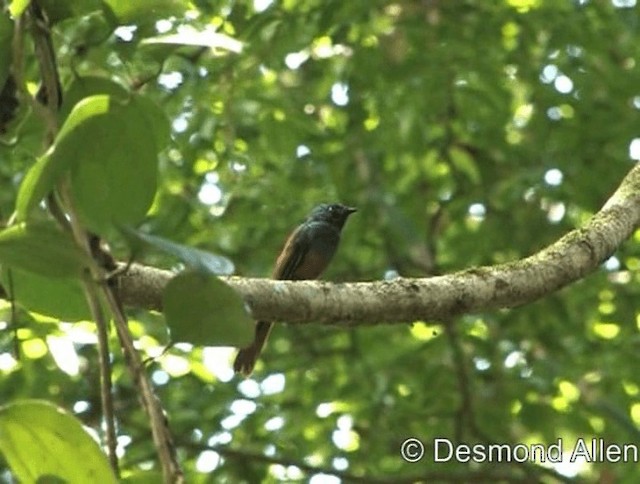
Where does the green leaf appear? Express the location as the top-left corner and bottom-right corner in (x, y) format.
(18, 94), (164, 231)
(16, 94), (161, 232)
(15, 156), (64, 221)
(120, 225), (235, 275)
(59, 76), (130, 122)
(0, 13), (13, 91)
(448, 145), (481, 185)
(0, 221), (86, 278)
(134, 95), (171, 151)
(1, 267), (90, 320)
(68, 95), (161, 233)
(163, 271), (253, 347)
(0, 400), (117, 484)
(8, 0), (31, 17)
(142, 30), (243, 54)
(16, 94), (115, 220)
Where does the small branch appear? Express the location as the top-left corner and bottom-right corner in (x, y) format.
(445, 322), (477, 441)
(117, 162), (640, 326)
(79, 271), (119, 477)
(25, 3), (59, 138)
(103, 286), (184, 483)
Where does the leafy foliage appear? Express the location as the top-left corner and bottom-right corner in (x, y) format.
(1, 0), (640, 482)
(0, 400), (117, 483)
(164, 271), (254, 347)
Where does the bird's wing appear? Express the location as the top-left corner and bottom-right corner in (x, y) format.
(272, 223), (309, 280)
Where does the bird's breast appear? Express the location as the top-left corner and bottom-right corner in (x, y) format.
(291, 222), (340, 279)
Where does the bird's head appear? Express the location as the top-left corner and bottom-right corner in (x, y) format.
(308, 203), (357, 229)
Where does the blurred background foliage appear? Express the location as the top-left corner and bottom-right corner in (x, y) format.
(1, 0), (640, 481)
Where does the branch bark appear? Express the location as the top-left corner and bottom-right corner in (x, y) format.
(119, 163), (640, 326)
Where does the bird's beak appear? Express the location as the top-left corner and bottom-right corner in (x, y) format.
(344, 206), (357, 215)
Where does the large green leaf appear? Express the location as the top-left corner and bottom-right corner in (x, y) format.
(133, 95), (171, 152)
(1, 267), (90, 321)
(59, 76), (130, 122)
(15, 94), (116, 220)
(59, 77), (170, 174)
(120, 225), (235, 275)
(163, 271), (253, 347)
(68, 95), (162, 234)
(0, 400), (117, 483)
(15, 155), (66, 221)
(18, 94), (165, 231)
(0, 221), (86, 278)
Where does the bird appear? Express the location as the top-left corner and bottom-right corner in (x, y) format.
(233, 203), (357, 376)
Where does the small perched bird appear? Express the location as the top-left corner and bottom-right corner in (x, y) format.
(234, 203), (357, 376)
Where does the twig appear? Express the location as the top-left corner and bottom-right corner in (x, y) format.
(79, 270), (119, 476)
(102, 285), (184, 483)
(444, 320), (477, 441)
(11, 6), (58, 138)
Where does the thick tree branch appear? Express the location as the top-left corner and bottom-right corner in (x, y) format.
(121, 163), (640, 325)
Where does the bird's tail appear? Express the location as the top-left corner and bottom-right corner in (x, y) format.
(233, 321), (273, 376)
